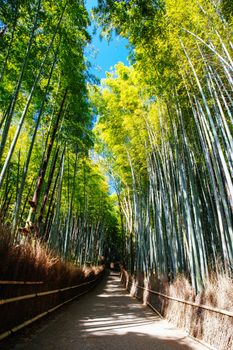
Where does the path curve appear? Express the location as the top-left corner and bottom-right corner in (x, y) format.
(2, 272), (208, 350)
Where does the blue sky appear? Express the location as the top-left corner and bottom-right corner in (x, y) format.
(85, 0), (129, 81)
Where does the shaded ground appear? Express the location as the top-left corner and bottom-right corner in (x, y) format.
(1, 272), (208, 350)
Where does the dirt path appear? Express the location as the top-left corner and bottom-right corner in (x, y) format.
(2, 272), (208, 350)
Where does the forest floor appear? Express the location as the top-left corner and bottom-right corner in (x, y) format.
(1, 272), (209, 350)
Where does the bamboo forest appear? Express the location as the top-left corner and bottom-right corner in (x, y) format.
(0, 0), (233, 348)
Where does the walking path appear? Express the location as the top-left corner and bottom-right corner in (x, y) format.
(2, 272), (207, 349)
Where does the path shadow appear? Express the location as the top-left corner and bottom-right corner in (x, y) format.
(1, 272), (202, 350)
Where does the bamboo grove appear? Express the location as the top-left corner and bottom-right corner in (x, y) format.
(92, 0), (233, 291)
(0, 0), (118, 264)
(0, 0), (232, 292)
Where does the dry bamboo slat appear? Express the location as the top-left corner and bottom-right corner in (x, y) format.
(0, 281), (99, 341)
(0, 276), (99, 305)
(127, 281), (233, 317)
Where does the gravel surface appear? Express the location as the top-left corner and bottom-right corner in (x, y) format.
(1, 272), (208, 350)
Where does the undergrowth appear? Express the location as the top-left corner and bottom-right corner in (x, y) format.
(0, 224), (103, 286)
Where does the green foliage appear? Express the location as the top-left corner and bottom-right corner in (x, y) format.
(221, 0), (233, 22)
(93, 0), (233, 289)
(0, 0), (119, 265)
(0, 0), (232, 281)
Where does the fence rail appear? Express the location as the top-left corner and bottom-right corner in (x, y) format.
(127, 280), (233, 318)
(0, 276), (100, 306)
(0, 272), (104, 341)
(0, 281), (44, 285)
